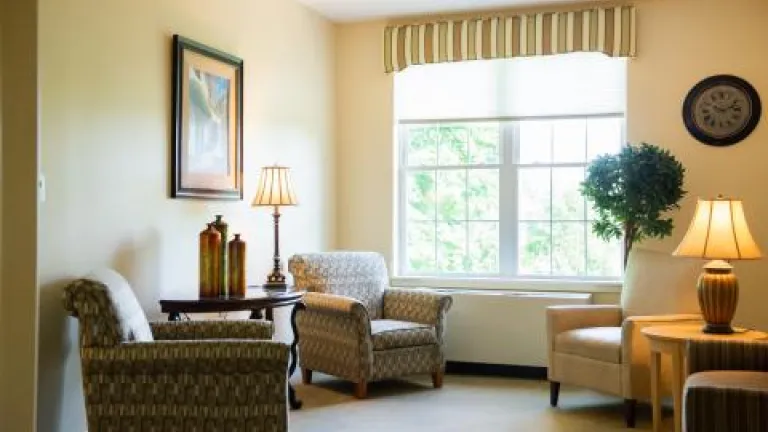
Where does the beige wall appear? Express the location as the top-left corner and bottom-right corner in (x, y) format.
(1, 0), (40, 430)
(37, 0), (335, 430)
(335, 0), (768, 323)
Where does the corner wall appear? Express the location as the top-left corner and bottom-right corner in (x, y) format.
(37, 0), (335, 430)
(1, 0), (40, 430)
(334, 0), (768, 325)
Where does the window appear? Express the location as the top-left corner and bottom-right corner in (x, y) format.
(395, 54), (626, 280)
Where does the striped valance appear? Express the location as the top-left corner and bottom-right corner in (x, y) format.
(384, 6), (636, 73)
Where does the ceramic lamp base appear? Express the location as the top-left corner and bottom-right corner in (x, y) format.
(698, 260), (738, 335)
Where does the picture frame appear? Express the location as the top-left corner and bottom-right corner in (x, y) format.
(171, 35), (243, 200)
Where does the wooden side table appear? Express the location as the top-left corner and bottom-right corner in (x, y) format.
(642, 324), (767, 432)
(159, 287), (306, 409)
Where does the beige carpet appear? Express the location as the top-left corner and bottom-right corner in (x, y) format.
(290, 374), (675, 431)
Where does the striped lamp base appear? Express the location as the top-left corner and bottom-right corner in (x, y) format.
(698, 261), (738, 335)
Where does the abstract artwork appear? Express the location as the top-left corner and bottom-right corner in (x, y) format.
(171, 35), (243, 200)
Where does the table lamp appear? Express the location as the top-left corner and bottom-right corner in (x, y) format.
(673, 195), (761, 334)
(252, 165), (298, 289)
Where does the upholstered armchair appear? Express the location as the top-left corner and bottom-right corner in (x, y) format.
(547, 248), (704, 427)
(63, 269), (290, 432)
(684, 339), (768, 432)
(288, 252), (452, 398)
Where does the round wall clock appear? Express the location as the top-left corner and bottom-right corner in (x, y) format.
(683, 75), (761, 147)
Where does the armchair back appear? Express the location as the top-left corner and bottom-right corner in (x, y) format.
(289, 252), (388, 319)
(63, 269), (153, 347)
(621, 248), (703, 318)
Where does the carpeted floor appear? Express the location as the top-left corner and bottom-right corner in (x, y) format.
(290, 374), (674, 431)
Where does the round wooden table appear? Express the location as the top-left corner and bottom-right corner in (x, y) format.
(642, 324), (767, 432)
(159, 287), (306, 409)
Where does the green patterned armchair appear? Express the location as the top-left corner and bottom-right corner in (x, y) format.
(63, 269), (290, 432)
(288, 252), (452, 398)
(684, 339), (768, 432)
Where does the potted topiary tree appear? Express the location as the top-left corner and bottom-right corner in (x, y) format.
(580, 142), (686, 268)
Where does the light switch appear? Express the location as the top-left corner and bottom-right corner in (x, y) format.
(38, 174), (46, 203)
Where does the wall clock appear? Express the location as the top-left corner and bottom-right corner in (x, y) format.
(682, 75), (761, 147)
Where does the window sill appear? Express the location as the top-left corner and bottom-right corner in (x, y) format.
(390, 276), (622, 294)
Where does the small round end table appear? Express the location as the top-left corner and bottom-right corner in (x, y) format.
(642, 324), (767, 432)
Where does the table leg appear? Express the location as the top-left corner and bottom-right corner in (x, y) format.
(672, 345), (685, 432)
(650, 350), (662, 432)
(266, 307), (274, 321)
(288, 301), (306, 410)
(168, 312), (181, 322)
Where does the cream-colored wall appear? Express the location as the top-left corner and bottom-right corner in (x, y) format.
(1, 0), (40, 430)
(335, 0), (768, 324)
(37, 0), (335, 430)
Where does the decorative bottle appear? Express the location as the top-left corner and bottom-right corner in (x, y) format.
(228, 234), (247, 297)
(211, 215), (229, 296)
(199, 223), (222, 298)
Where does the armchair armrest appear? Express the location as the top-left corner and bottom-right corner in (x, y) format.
(296, 292), (374, 380)
(383, 287), (452, 342)
(622, 314), (703, 362)
(687, 339), (768, 375)
(150, 319), (273, 341)
(383, 288), (452, 324)
(304, 292), (370, 321)
(81, 340), (289, 376)
(547, 305), (623, 339)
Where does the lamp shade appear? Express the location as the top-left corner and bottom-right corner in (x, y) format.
(673, 196), (761, 260)
(252, 166), (298, 207)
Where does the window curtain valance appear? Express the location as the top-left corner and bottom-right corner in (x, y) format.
(384, 6), (636, 73)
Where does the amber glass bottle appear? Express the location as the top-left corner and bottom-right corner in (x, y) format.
(228, 234), (247, 297)
(199, 223), (222, 297)
(211, 215), (229, 296)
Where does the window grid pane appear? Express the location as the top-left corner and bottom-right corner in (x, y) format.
(400, 116), (623, 279)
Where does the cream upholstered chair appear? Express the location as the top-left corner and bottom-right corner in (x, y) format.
(63, 269), (289, 431)
(547, 248), (704, 427)
(288, 252), (452, 398)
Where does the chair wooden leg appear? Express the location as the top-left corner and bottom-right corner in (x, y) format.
(550, 381), (560, 407)
(625, 398), (637, 428)
(301, 368), (312, 384)
(354, 381), (368, 399)
(432, 371), (444, 389)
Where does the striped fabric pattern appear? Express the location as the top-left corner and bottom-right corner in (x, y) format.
(384, 6), (637, 73)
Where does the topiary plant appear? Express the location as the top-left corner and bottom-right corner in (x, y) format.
(580, 142), (686, 268)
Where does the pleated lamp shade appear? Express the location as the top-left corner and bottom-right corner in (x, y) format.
(673, 196), (761, 260)
(252, 166), (298, 207)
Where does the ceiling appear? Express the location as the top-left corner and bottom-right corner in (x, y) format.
(296, 0), (593, 22)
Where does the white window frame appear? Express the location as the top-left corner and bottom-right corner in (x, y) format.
(395, 113), (626, 282)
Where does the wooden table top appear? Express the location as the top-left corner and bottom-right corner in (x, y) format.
(642, 324), (768, 343)
(159, 286), (304, 313)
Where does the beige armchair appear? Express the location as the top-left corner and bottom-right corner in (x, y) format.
(288, 252), (452, 398)
(547, 248), (704, 427)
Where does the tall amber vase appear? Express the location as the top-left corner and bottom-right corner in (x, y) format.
(211, 215), (229, 296)
(228, 234), (247, 297)
(199, 223), (222, 298)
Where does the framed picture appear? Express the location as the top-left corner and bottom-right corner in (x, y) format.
(171, 35), (243, 200)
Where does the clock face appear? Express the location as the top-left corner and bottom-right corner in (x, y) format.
(683, 75), (761, 147)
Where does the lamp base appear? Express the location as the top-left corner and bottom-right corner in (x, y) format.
(698, 260), (739, 335)
(702, 323), (735, 334)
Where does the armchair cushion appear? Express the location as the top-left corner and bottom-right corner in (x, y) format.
(371, 320), (436, 351)
(621, 248), (703, 318)
(150, 319), (273, 340)
(63, 269), (153, 346)
(555, 327), (622, 363)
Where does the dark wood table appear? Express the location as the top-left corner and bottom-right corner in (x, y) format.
(159, 287), (306, 409)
